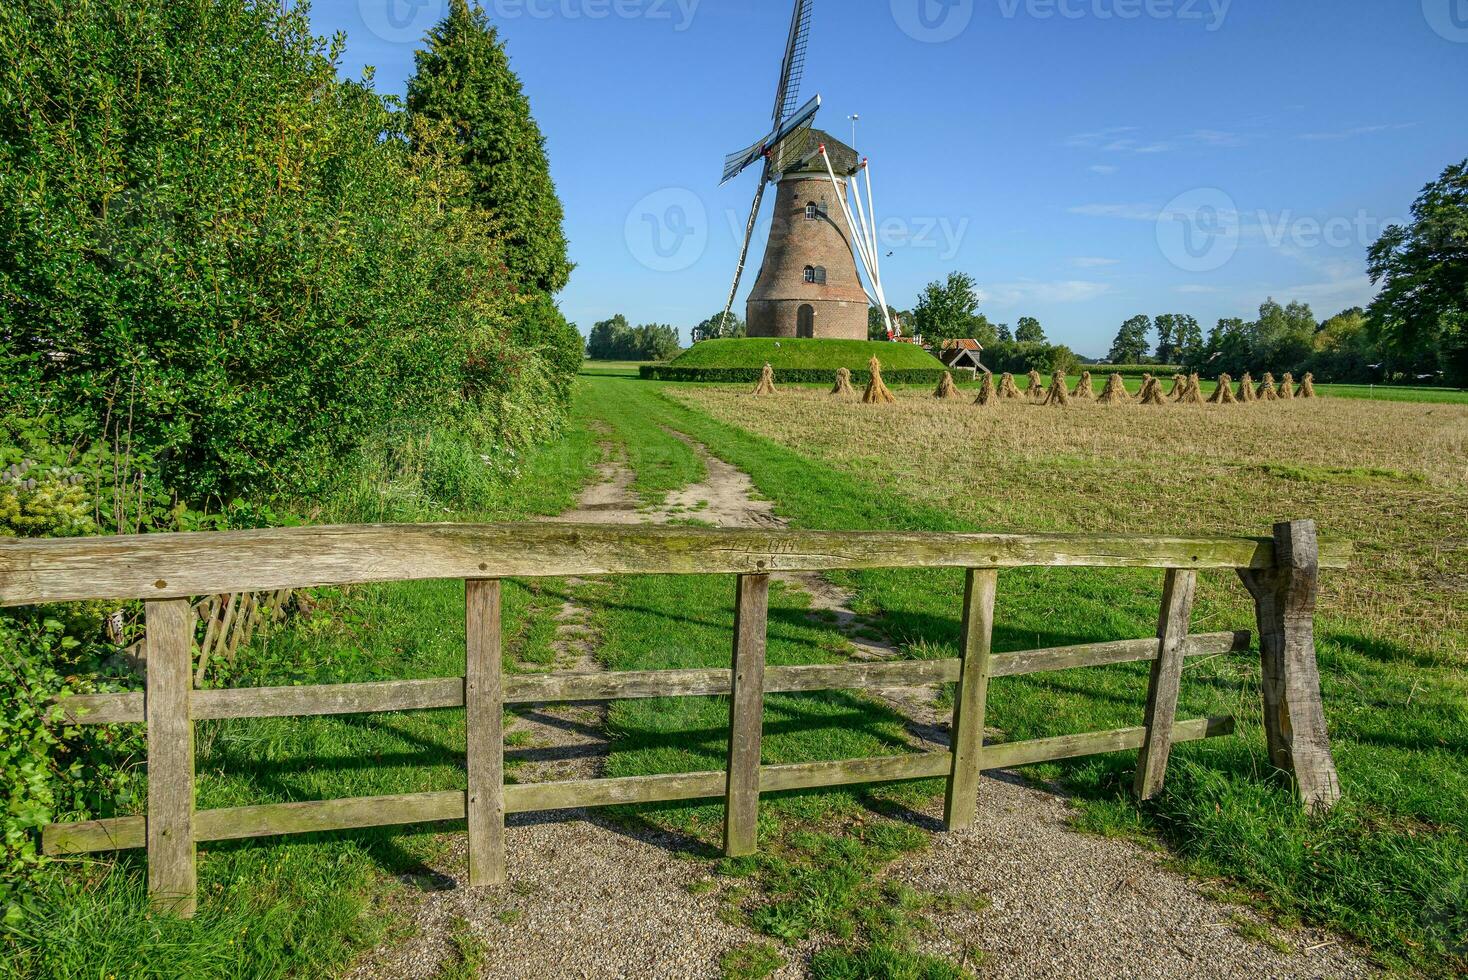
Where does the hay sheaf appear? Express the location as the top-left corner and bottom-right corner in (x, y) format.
(1097, 373), (1131, 405)
(934, 371), (961, 400)
(1025, 369), (1045, 401)
(1043, 370), (1069, 406)
(1167, 374), (1188, 401)
(830, 367), (855, 396)
(863, 356), (897, 404)
(1209, 373), (1237, 404)
(1279, 372), (1296, 401)
(751, 362), (776, 396)
(1299, 372), (1317, 398)
(1138, 374), (1167, 406)
(1257, 372), (1279, 401)
(1178, 373), (1205, 405)
(974, 371), (999, 406)
(1237, 372), (1257, 403)
(1072, 371), (1095, 400)
(999, 373), (1024, 400)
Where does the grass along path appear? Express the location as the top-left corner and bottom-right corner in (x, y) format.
(670, 379), (1467, 976)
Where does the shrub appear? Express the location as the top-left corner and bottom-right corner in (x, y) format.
(0, 0), (564, 509)
(638, 366), (948, 385)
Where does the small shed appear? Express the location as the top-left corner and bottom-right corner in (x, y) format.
(937, 339), (985, 376)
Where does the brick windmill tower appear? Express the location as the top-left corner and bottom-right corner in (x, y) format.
(745, 132), (866, 339)
(718, 1), (895, 341)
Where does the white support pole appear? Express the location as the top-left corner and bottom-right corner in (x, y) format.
(819, 146), (889, 334)
(853, 160), (894, 338)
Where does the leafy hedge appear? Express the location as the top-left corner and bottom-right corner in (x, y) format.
(639, 366), (948, 385)
(0, 0), (571, 511)
(1080, 363), (1184, 379)
(667, 337), (944, 372)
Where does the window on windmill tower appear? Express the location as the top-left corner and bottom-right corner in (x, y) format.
(804, 265), (827, 285)
(805, 201), (827, 220)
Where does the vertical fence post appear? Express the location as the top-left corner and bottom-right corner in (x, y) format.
(724, 573), (769, 857)
(1238, 520), (1341, 813)
(1135, 568), (1197, 800)
(146, 598), (196, 917)
(465, 579), (506, 886)
(944, 568), (997, 831)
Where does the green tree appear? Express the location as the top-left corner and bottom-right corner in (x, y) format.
(1368, 160), (1468, 384)
(912, 272), (993, 345)
(633, 324), (680, 361)
(1202, 318), (1254, 376)
(868, 305), (903, 341)
(693, 311), (744, 343)
(1255, 298), (1316, 370)
(408, 0), (572, 296)
(1108, 315), (1152, 363)
(1309, 308), (1374, 381)
(587, 315), (633, 359)
(1015, 316), (1046, 343)
(996, 322), (1013, 342)
(1172, 315), (1204, 367)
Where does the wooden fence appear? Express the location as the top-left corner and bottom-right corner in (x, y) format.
(1, 519), (1350, 918)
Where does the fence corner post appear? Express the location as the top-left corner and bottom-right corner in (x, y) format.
(466, 579), (506, 886)
(1135, 568), (1197, 801)
(146, 598), (197, 917)
(724, 573), (769, 858)
(1238, 520), (1342, 813)
(944, 568), (998, 832)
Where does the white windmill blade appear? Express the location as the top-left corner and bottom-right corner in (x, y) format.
(720, 95), (822, 185)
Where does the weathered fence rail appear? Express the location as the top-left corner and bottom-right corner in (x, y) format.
(1, 520), (1349, 918)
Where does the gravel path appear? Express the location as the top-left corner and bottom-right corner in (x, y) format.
(342, 437), (1373, 979)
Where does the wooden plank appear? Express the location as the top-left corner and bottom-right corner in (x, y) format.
(944, 569), (998, 831)
(465, 580), (505, 887)
(145, 598), (196, 917)
(45, 717), (1238, 856)
(55, 632), (1258, 727)
(1134, 569), (1198, 800)
(725, 574), (769, 857)
(0, 523), (1352, 607)
(990, 630), (1249, 677)
(1239, 521), (1342, 813)
(982, 716), (1233, 770)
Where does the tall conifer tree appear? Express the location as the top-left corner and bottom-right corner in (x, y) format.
(408, 0), (573, 295)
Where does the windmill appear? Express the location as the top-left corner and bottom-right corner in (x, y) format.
(718, 1), (897, 341)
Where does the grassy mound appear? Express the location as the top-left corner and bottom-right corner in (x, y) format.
(641, 338), (946, 384)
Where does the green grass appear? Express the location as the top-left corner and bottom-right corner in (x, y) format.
(579, 360), (646, 378)
(11, 372), (1465, 976)
(666, 337), (945, 372)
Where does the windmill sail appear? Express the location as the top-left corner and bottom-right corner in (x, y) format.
(719, 0), (819, 331)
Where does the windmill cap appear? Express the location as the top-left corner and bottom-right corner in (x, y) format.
(787, 129), (859, 176)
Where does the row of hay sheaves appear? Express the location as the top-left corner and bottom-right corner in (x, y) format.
(750, 358), (1318, 406)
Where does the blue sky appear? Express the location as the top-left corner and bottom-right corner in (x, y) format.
(312, 0), (1467, 355)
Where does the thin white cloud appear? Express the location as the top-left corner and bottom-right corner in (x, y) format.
(1066, 126), (1246, 154)
(1068, 202), (1162, 221)
(1090, 164), (1119, 176)
(975, 280), (1112, 306)
(1072, 257), (1121, 269)
(1298, 123), (1415, 141)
